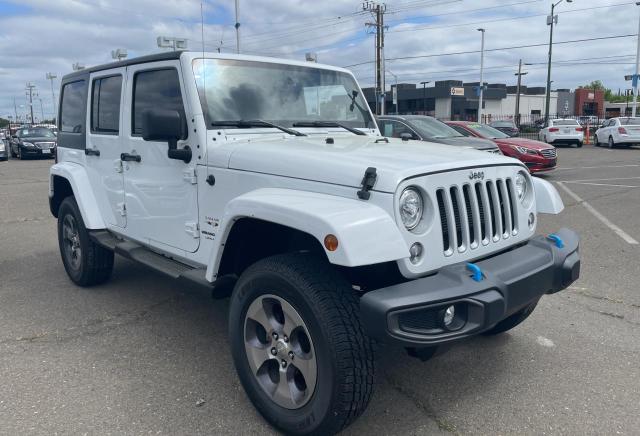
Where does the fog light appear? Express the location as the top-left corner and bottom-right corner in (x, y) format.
(528, 213), (535, 229)
(443, 305), (455, 326)
(409, 242), (423, 264)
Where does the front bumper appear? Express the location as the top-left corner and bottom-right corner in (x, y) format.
(21, 145), (54, 157)
(360, 228), (580, 347)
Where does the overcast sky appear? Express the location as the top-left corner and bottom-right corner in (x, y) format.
(0, 0), (636, 122)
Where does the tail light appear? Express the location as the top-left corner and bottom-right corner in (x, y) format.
(618, 127), (628, 134)
(575, 127), (583, 132)
(549, 127), (559, 132)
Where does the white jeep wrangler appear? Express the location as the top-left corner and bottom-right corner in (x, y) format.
(49, 51), (580, 435)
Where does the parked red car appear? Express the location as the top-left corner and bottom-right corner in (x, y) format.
(446, 121), (557, 173)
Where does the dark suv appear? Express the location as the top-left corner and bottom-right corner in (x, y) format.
(9, 127), (57, 159)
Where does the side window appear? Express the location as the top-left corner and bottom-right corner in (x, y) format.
(379, 121), (394, 137)
(91, 75), (123, 134)
(60, 80), (86, 133)
(132, 68), (185, 135)
(450, 125), (470, 136)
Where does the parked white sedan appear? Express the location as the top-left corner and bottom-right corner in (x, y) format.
(594, 117), (640, 148)
(539, 119), (584, 147)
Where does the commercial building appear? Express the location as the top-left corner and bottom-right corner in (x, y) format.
(363, 80), (597, 121)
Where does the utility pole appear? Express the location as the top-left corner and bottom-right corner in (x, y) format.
(235, 0), (241, 54)
(514, 59), (528, 126)
(477, 28), (485, 123)
(46, 73), (57, 122)
(25, 82), (36, 126)
(364, 1), (386, 115)
(632, 2), (640, 117)
(545, 0), (573, 125)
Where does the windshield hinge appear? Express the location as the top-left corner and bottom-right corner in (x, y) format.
(357, 167), (377, 200)
(183, 167), (197, 184)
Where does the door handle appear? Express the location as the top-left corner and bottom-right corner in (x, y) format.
(120, 152), (141, 162)
(85, 148), (100, 156)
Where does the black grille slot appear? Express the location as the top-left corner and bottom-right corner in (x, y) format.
(486, 181), (498, 238)
(506, 178), (517, 232)
(436, 189), (449, 252)
(475, 182), (487, 241)
(463, 184), (475, 245)
(496, 179), (507, 235)
(450, 187), (463, 248)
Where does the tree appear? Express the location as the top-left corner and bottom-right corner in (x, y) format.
(578, 80), (606, 91)
(578, 81), (626, 103)
(0, 117), (9, 128)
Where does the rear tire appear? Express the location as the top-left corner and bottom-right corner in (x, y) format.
(229, 253), (375, 435)
(577, 141), (583, 148)
(483, 301), (539, 335)
(57, 196), (114, 286)
(608, 136), (615, 148)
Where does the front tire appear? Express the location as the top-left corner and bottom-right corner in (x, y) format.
(229, 253), (375, 435)
(483, 300), (538, 335)
(57, 196), (114, 286)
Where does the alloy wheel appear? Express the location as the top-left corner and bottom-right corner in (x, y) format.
(62, 214), (82, 270)
(243, 294), (317, 409)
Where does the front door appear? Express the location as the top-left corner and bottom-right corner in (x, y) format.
(121, 61), (200, 253)
(85, 68), (126, 228)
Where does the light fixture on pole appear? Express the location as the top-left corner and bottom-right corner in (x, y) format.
(157, 36), (188, 51)
(45, 72), (57, 121)
(72, 63), (85, 71)
(305, 52), (318, 63)
(544, 0), (573, 125)
(632, 2), (640, 117)
(477, 28), (485, 123)
(111, 48), (128, 61)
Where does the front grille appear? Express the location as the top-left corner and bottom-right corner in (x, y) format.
(436, 178), (518, 255)
(539, 148), (557, 158)
(35, 142), (55, 149)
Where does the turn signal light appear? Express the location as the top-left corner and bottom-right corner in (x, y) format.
(618, 127), (628, 134)
(324, 234), (339, 251)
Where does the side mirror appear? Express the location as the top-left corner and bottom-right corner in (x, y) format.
(141, 109), (191, 163)
(400, 132), (413, 141)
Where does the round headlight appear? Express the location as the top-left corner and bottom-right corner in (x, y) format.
(515, 172), (527, 202)
(399, 188), (423, 230)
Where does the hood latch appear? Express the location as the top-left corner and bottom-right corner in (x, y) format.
(357, 167), (377, 200)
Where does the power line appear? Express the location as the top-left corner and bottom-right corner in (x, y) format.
(344, 34), (639, 67)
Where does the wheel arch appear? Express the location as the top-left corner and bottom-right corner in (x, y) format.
(205, 188), (409, 281)
(49, 162), (105, 229)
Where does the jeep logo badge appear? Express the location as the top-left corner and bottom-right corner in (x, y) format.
(468, 171), (485, 180)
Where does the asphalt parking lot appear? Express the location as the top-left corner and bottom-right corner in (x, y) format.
(1, 145), (639, 435)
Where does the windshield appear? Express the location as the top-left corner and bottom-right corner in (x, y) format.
(17, 128), (55, 138)
(192, 58), (374, 129)
(409, 117), (463, 138)
(619, 117), (640, 125)
(465, 123), (509, 139)
(491, 121), (515, 127)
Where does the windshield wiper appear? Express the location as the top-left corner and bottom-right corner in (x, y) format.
(292, 121), (366, 136)
(210, 120), (306, 136)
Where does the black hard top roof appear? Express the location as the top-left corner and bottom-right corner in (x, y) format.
(61, 51), (184, 82)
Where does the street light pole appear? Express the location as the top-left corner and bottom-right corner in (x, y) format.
(235, 0), (241, 54)
(514, 59), (528, 126)
(387, 70), (398, 114)
(545, 0), (572, 125)
(477, 28), (485, 123)
(632, 2), (640, 117)
(46, 73), (57, 122)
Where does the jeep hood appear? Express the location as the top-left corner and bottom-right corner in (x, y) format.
(226, 135), (522, 193)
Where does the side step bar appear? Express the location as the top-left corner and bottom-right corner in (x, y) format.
(90, 230), (213, 289)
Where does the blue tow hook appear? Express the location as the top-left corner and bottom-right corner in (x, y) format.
(547, 233), (564, 249)
(466, 263), (483, 282)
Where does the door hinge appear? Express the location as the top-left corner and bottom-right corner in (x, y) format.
(183, 167), (197, 184)
(116, 202), (126, 216)
(185, 221), (200, 238)
(114, 159), (123, 173)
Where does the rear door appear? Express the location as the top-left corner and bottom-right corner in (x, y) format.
(121, 60), (200, 254)
(85, 68), (127, 227)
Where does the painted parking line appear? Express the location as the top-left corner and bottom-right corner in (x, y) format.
(561, 182), (639, 188)
(556, 182), (639, 245)
(559, 176), (640, 183)
(554, 164), (640, 171)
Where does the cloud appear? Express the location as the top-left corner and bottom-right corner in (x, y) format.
(0, 0), (636, 120)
